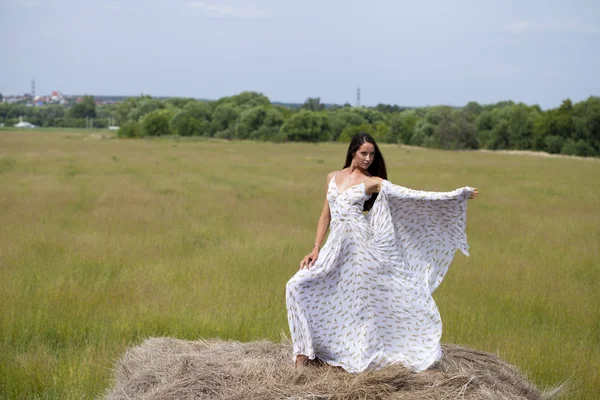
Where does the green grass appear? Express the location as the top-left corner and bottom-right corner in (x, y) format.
(0, 129), (598, 399)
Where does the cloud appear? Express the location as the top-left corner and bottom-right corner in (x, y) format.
(101, 2), (121, 11)
(504, 21), (530, 34)
(185, 1), (271, 18)
(504, 20), (600, 34)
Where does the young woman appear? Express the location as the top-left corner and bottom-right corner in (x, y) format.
(286, 132), (478, 372)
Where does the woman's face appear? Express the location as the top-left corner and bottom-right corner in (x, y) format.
(353, 142), (375, 170)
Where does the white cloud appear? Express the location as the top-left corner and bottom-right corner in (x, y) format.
(504, 20), (600, 34)
(504, 21), (530, 34)
(185, 1), (271, 18)
(101, 2), (121, 12)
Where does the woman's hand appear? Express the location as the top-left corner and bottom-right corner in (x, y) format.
(469, 188), (479, 199)
(300, 248), (319, 270)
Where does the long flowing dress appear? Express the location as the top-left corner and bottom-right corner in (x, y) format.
(286, 176), (473, 372)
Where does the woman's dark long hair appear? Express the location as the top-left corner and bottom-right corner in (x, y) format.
(343, 132), (387, 211)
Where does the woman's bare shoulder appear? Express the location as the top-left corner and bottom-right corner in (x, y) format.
(326, 171), (339, 182)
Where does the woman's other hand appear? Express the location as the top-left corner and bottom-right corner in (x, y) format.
(300, 248), (319, 270)
(469, 188), (479, 199)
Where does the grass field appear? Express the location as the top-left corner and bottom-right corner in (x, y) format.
(0, 129), (598, 399)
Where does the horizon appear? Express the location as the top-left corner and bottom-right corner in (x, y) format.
(3, 89), (591, 111)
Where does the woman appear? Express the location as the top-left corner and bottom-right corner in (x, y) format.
(286, 132), (478, 372)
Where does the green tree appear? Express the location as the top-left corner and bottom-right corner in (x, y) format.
(428, 107), (455, 148)
(141, 109), (173, 136)
(118, 121), (142, 138)
(256, 107), (285, 141)
(374, 103), (407, 113)
(338, 123), (375, 143)
(301, 97), (325, 112)
(215, 91), (271, 109)
(476, 111), (495, 148)
(534, 99), (573, 150)
(391, 110), (420, 145)
(463, 101), (482, 116)
(329, 110), (368, 141)
(352, 107), (387, 124)
(127, 98), (164, 122)
(457, 111), (479, 149)
(280, 110), (330, 142)
(165, 97), (196, 108)
(423, 106), (445, 125)
(477, 105), (540, 150)
(273, 105), (293, 120)
(544, 135), (564, 154)
(488, 119), (511, 150)
(96, 103), (117, 119)
(39, 104), (66, 127)
(506, 104), (540, 150)
(211, 103), (241, 137)
(411, 120), (435, 146)
(69, 95), (96, 118)
(476, 110), (494, 132)
(183, 101), (212, 122)
(114, 97), (139, 124)
(572, 96), (600, 153)
(235, 106), (268, 139)
(372, 121), (393, 143)
(414, 106), (478, 149)
(169, 111), (208, 136)
(561, 139), (596, 157)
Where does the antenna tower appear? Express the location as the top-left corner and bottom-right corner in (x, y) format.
(31, 77), (36, 97)
(356, 86), (361, 107)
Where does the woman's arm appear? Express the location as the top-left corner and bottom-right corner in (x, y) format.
(365, 177), (478, 200)
(300, 172), (334, 270)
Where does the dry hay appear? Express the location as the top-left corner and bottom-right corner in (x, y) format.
(102, 337), (564, 400)
(86, 133), (116, 140)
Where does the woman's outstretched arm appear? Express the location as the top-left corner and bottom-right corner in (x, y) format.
(300, 172), (334, 270)
(365, 176), (478, 200)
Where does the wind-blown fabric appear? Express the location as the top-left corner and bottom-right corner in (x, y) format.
(286, 177), (473, 372)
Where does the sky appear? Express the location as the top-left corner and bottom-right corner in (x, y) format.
(1, 0), (599, 109)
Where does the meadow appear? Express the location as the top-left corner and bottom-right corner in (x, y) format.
(0, 129), (598, 399)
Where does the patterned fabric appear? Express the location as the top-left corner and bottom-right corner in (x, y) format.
(286, 177), (473, 372)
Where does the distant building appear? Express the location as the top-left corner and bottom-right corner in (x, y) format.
(50, 91), (66, 104)
(15, 121), (36, 128)
(14, 116), (36, 128)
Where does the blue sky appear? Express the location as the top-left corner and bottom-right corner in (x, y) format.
(1, 0), (599, 108)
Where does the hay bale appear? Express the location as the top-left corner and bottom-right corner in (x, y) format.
(102, 338), (563, 400)
(86, 133), (115, 140)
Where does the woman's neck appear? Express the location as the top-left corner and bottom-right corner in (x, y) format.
(349, 163), (368, 175)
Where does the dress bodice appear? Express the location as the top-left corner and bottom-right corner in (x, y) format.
(327, 175), (371, 223)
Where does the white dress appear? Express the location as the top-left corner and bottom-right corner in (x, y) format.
(286, 176), (473, 372)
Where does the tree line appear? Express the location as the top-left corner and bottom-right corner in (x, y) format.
(1, 92), (598, 157)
